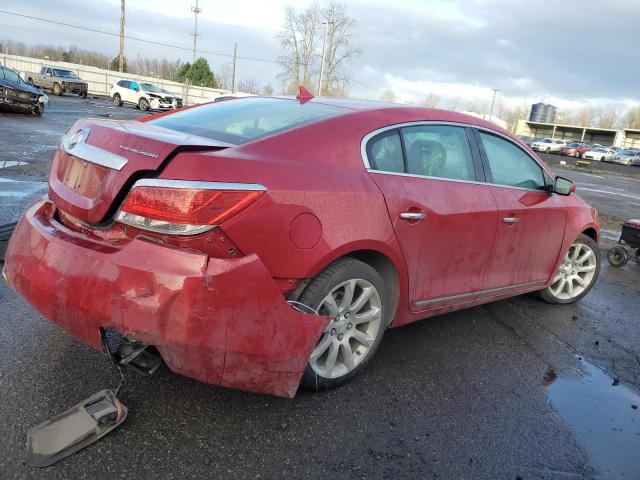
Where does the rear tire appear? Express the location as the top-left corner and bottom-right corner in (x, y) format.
(53, 83), (62, 96)
(539, 234), (600, 304)
(112, 93), (123, 106)
(546, 147), (551, 153)
(298, 258), (389, 391)
(607, 246), (628, 267)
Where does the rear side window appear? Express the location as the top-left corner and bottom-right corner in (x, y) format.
(479, 132), (545, 190)
(149, 97), (347, 145)
(401, 125), (475, 181)
(366, 130), (404, 173)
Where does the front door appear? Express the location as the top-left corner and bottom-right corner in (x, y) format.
(365, 124), (499, 310)
(475, 130), (566, 288)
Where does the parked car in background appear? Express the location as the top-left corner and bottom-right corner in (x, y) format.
(531, 138), (567, 153)
(0, 65), (48, 115)
(518, 135), (537, 146)
(608, 149), (640, 166)
(3, 97), (601, 398)
(110, 80), (182, 111)
(583, 147), (616, 161)
(560, 142), (592, 158)
(28, 66), (88, 98)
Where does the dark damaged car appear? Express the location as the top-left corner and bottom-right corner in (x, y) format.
(0, 65), (48, 116)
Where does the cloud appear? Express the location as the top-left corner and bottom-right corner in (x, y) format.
(1, 0), (638, 112)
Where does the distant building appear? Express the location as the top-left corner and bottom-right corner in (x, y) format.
(529, 103), (557, 123)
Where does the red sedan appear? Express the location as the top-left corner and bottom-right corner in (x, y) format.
(561, 142), (593, 158)
(3, 96), (601, 397)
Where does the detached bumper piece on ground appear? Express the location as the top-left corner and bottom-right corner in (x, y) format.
(26, 390), (127, 468)
(607, 219), (640, 266)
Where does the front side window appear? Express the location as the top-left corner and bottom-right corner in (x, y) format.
(479, 132), (545, 190)
(130, 81), (139, 90)
(402, 125), (475, 181)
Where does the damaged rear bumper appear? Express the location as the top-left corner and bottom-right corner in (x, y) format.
(3, 199), (329, 397)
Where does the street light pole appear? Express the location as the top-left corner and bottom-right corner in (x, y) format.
(489, 88), (499, 123)
(317, 21), (333, 96)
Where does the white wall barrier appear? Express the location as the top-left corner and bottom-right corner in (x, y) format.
(1, 52), (234, 105)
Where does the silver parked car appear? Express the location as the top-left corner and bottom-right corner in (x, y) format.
(609, 149), (640, 166)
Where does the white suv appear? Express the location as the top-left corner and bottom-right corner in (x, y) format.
(531, 138), (567, 153)
(110, 80), (182, 111)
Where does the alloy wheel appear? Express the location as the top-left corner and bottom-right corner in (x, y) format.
(549, 242), (598, 300)
(309, 278), (382, 379)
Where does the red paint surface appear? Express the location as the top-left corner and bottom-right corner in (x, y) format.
(4, 99), (600, 396)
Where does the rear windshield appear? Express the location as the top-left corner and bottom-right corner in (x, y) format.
(149, 97), (348, 145)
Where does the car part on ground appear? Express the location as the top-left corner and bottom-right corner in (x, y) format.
(3, 96), (601, 397)
(539, 234), (601, 304)
(0, 65), (48, 115)
(607, 219), (640, 267)
(0, 222), (17, 261)
(26, 389), (127, 467)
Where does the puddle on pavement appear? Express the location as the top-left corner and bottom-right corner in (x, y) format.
(545, 357), (640, 479)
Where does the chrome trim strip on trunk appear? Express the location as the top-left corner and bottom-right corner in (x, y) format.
(414, 280), (546, 309)
(132, 179), (267, 191)
(61, 139), (128, 171)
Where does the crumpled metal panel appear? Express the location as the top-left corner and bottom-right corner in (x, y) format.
(4, 200), (329, 398)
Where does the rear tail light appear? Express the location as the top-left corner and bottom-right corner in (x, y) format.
(116, 179), (266, 235)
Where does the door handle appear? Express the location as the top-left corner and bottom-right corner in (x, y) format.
(400, 212), (427, 221)
(502, 217), (519, 224)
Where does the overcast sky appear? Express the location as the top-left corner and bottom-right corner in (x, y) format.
(1, 0), (639, 113)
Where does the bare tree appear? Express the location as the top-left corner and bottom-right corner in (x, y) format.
(262, 84), (274, 96)
(276, 2), (359, 95)
(379, 88), (396, 103)
(625, 106), (640, 129)
(597, 105), (619, 129)
(421, 93), (440, 108)
(238, 77), (261, 94)
(318, 2), (360, 96)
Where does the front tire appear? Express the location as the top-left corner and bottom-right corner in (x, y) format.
(546, 147), (551, 154)
(539, 234), (600, 304)
(53, 83), (62, 96)
(299, 258), (389, 391)
(139, 97), (150, 111)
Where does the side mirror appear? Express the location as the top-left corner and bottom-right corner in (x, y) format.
(553, 176), (576, 196)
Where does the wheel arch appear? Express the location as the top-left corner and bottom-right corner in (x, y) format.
(582, 227), (598, 243)
(300, 245), (407, 328)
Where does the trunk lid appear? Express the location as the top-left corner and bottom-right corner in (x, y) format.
(49, 118), (232, 224)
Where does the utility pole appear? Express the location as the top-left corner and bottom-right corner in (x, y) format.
(317, 21), (333, 96)
(489, 88), (499, 122)
(118, 0), (125, 72)
(231, 43), (237, 93)
(191, 0), (202, 63)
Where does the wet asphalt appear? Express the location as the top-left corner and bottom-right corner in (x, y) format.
(1, 97), (639, 479)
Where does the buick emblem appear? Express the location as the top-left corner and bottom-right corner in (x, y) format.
(67, 128), (90, 150)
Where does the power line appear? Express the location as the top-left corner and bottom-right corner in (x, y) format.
(0, 9), (276, 64)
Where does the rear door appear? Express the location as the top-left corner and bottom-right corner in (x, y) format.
(474, 129), (566, 289)
(365, 123), (499, 311)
